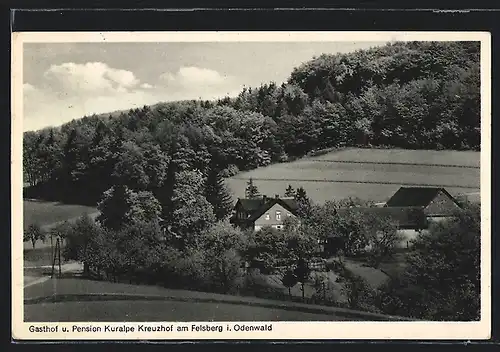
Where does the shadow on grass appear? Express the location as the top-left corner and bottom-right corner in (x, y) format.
(24, 291), (414, 322)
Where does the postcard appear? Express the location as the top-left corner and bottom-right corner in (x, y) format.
(12, 31), (491, 340)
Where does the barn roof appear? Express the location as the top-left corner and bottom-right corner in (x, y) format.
(385, 187), (458, 207)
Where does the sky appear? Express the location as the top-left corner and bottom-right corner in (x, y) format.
(22, 41), (386, 132)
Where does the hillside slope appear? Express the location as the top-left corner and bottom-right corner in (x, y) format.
(23, 41), (480, 212)
(226, 148), (480, 203)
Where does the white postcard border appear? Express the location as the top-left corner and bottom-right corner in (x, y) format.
(12, 31), (492, 341)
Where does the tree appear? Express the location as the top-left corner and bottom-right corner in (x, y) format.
(306, 204), (369, 257)
(97, 185), (162, 231)
(61, 128), (90, 193)
(283, 217), (318, 265)
(281, 270), (298, 299)
(284, 184), (295, 197)
(87, 121), (117, 202)
(312, 272), (329, 302)
(170, 170), (216, 247)
(294, 186), (312, 218)
(125, 190), (163, 226)
(22, 40), (480, 210)
(245, 178), (260, 199)
(199, 222), (248, 293)
(24, 223), (45, 249)
(63, 214), (102, 275)
(340, 265), (376, 311)
(247, 226), (288, 273)
(112, 220), (166, 283)
(204, 166), (234, 221)
(96, 185), (132, 231)
(49, 221), (72, 248)
(23, 132), (41, 186)
(294, 258), (311, 301)
(380, 203), (480, 320)
(364, 215), (401, 268)
(112, 140), (149, 190)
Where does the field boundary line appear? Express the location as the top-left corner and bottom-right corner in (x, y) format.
(229, 177), (479, 189)
(306, 159), (480, 169)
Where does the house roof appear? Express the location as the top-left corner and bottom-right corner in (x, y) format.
(248, 198), (298, 222)
(385, 187), (459, 208)
(237, 198), (267, 212)
(336, 206), (427, 229)
(234, 196), (298, 223)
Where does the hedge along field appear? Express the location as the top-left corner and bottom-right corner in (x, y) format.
(226, 148), (481, 204)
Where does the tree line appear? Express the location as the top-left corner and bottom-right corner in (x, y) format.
(24, 41), (480, 210)
(27, 183), (479, 321)
(23, 40), (481, 321)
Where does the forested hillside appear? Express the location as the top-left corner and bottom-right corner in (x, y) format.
(23, 41), (480, 209)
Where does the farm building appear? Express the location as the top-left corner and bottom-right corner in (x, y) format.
(232, 186), (464, 256)
(320, 187), (464, 255)
(230, 194), (299, 232)
(384, 186), (462, 221)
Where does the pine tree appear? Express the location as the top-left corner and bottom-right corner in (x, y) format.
(294, 186), (312, 218)
(284, 184), (295, 197)
(204, 166), (234, 221)
(245, 178), (260, 199)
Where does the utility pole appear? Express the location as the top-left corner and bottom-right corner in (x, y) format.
(51, 237), (62, 278)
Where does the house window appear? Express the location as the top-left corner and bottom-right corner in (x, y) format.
(276, 225), (282, 229)
(276, 211), (281, 221)
(265, 213), (270, 220)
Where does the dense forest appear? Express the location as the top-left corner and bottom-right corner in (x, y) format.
(24, 41), (480, 210)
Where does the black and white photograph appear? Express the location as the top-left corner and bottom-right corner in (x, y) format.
(12, 31), (490, 340)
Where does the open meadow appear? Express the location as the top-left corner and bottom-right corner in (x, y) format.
(23, 200), (98, 251)
(226, 148), (481, 204)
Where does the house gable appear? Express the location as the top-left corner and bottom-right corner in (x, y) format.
(233, 200), (248, 220)
(254, 203), (296, 230)
(231, 195), (298, 231)
(424, 189), (461, 217)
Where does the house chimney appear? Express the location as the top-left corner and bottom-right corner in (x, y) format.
(275, 194), (280, 199)
(262, 195), (267, 202)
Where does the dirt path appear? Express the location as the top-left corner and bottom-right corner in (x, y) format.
(24, 262), (83, 287)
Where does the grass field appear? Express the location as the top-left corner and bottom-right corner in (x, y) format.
(226, 148), (481, 204)
(23, 200), (99, 250)
(25, 300), (350, 322)
(22, 278), (372, 322)
(23, 200), (98, 229)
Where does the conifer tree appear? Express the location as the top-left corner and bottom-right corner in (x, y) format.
(284, 184), (295, 197)
(294, 186), (312, 218)
(245, 178), (260, 199)
(204, 166), (234, 221)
